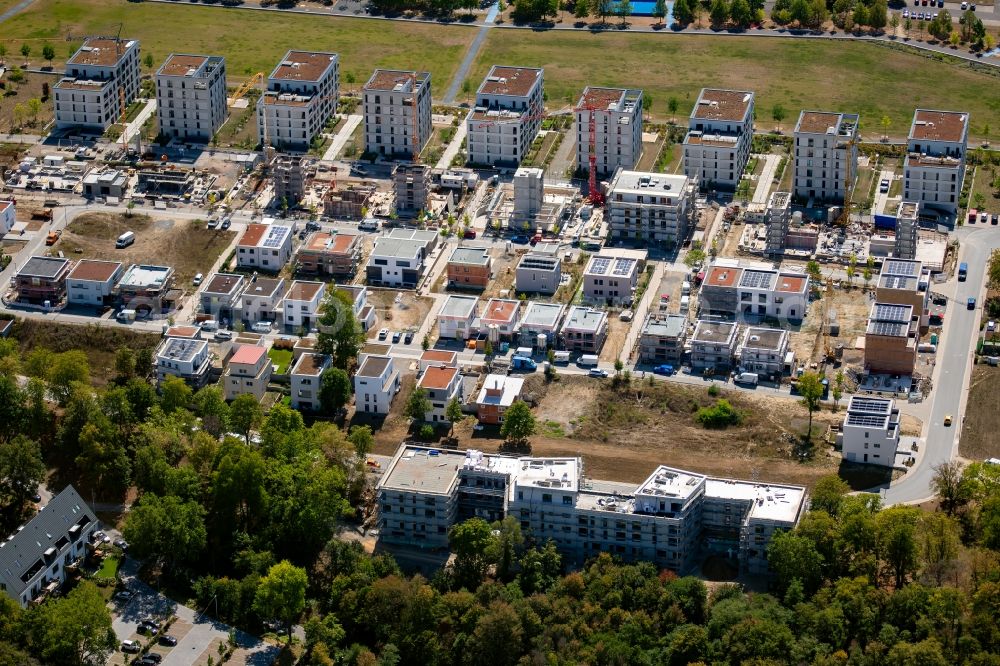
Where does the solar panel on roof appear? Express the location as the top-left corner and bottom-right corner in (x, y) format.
(612, 259), (634, 276)
(869, 321), (905, 336)
(883, 259), (919, 277)
(740, 271), (773, 289)
(873, 303), (909, 322)
(850, 398), (891, 414)
(846, 413), (889, 427)
(591, 257), (611, 274)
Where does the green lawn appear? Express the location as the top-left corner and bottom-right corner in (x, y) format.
(96, 555), (119, 579)
(0, 0), (474, 88)
(268, 348), (293, 374)
(471, 31), (1000, 143)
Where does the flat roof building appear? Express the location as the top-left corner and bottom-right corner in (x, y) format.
(639, 313), (688, 364)
(575, 87), (643, 177)
(516, 301), (566, 348)
(841, 396), (900, 466)
(15, 256), (72, 306)
(793, 110), (859, 204)
(447, 246), (492, 290)
(560, 305), (608, 354)
(258, 51), (339, 152)
(156, 54), (228, 143)
(66, 259), (123, 308)
(466, 66), (544, 167)
(516, 243), (561, 295)
(363, 69), (433, 159)
(690, 320), (739, 372)
(737, 326), (791, 378)
(865, 302), (917, 376)
(583, 252), (639, 306)
(606, 169), (698, 248)
(683, 89), (755, 192)
(297, 231), (363, 277)
(55, 37), (141, 131)
(903, 109), (969, 219)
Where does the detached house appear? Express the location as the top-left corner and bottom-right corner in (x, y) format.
(156, 337), (211, 388)
(66, 260), (123, 308)
(354, 355), (400, 414)
(224, 344), (272, 402)
(290, 352), (330, 412)
(475, 374), (525, 425)
(237, 223), (294, 272)
(417, 365), (463, 423)
(282, 280), (326, 332)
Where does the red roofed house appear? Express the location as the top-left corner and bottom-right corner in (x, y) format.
(66, 260), (124, 308)
(417, 365), (463, 423)
(224, 344), (272, 401)
(480, 298), (521, 338)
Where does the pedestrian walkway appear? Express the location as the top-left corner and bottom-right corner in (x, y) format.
(123, 99), (157, 145)
(322, 114), (362, 161)
(442, 2), (498, 104)
(436, 122), (467, 169)
(751, 153), (781, 204)
(620, 261), (664, 365)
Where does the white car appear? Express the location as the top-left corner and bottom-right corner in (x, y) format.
(588, 368), (609, 378)
(214, 330), (233, 341)
(377, 327), (389, 340)
(121, 640), (140, 654)
(251, 321), (272, 334)
(193, 272), (203, 286)
(987, 320), (996, 332)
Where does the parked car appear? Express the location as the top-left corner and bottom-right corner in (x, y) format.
(960, 1), (967, 9)
(392, 330), (402, 343)
(138, 620), (158, 636)
(138, 654), (163, 664)
(207, 218), (219, 229)
(403, 330), (414, 344)
(214, 330), (233, 341)
(511, 234), (530, 244)
(879, 179), (889, 192)
(221, 218), (232, 230)
(944, 414), (953, 426)
(159, 635), (178, 647)
(251, 321), (272, 334)
(121, 640), (141, 653)
(588, 368), (609, 378)
(902, 9), (908, 16)
(193, 272), (203, 286)
(113, 539), (129, 550)
(377, 327), (389, 341)
(987, 320), (996, 332)
(968, 297), (977, 310)
(652, 364), (675, 376)
(463, 229), (477, 239)
(113, 590), (134, 602)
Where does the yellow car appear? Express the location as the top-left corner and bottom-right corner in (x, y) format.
(944, 415), (953, 427)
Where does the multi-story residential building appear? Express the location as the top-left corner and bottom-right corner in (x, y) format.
(447, 247), (492, 290)
(15, 256), (72, 306)
(394, 163), (430, 216)
(363, 69), (432, 158)
(638, 313), (688, 364)
(575, 87), (643, 177)
(583, 253), (639, 306)
(290, 352), (330, 412)
(258, 51), (339, 151)
(354, 355), (400, 414)
(699, 260), (809, 322)
(116, 264), (175, 313)
(865, 302), (917, 376)
(297, 232), (363, 277)
(155, 337), (211, 387)
(0, 200), (15, 236)
(513, 167), (544, 217)
(560, 306), (608, 354)
(365, 229), (438, 288)
(841, 396), (900, 466)
(792, 110), (859, 204)
(690, 320), (739, 372)
(377, 444), (807, 576)
(272, 155), (307, 204)
(199, 273), (246, 322)
(736, 326), (790, 378)
(876, 258), (929, 330)
(419, 350), (458, 373)
(475, 374), (525, 425)
(893, 200), (920, 261)
(516, 243), (562, 294)
(66, 260), (123, 308)
(54, 37), (141, 131)
(417, 365), (463, 423)
(155, 54), (228, 142)
(683, 88), (754, 191)
(903, 109), (968, 218)
(481, 298), (521, 338)
(241, 276), (285, 325)
(438, 295), (480, 339)
(466, 66), (544, 167)
(337, 284), (376, 332)
(282, 280), (326, 331)
(0, 486), (98, 607)
(606, 170), (698, 247)
(516, 301), (565, 349)
(224, 344), (272, 402)
(236, 223), (294, 272)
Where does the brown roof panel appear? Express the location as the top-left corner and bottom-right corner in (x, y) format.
(796, 111), (842, 135)
(704, 265), (742, 287)
(238, 224), (269, 248)
(364, 69), (429, 92)
(159, 54), (209, 77)
(270, 51), (337, 82)
(68, 38), (135, 67)
(419, 365), (458, 390)
(479, 66), (542, 97)
(910, 110), (968, 143)
(67, 259), (121, 282)
(691, 89), (753, 122)
(285, 281), (324, 301)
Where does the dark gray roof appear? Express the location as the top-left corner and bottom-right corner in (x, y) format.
(0, 486), (95, 594)
(18, 256), (70, 279)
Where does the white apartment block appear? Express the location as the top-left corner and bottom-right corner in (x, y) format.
(683, 88), (754, 191)
(236, 223), (294, 271)
(156, 337), (211, 388)
(793, 111), (859, 204)
(606, 170), (698, 247)
(515, 243), (561, 295)
(290, 352), (330, 412)
(66, 259), (124, 308)
(700, 260), (809, 323)
(582, 251), (640, 306)
(377, 445), (806, 576)
(690, 320), (739, 372)
(363, 69), (433, 158)
(54, 37), (141, 131)
(258, 51), (339, 152)
(0, 200), (14, 236)
(736, 326), (790, 378)
(903, 109), (968, 218)
(354, 355), (400, 415)
(156, 54), (228, 142)
(224, 344), (272, 402)
(466, 66), (544, 167)
(575, 87), (643, 177)
(841, 396), (900, 466)
(438, 295), (480, 340)
(417, 365), (463, 423)
(241, 277), (285, 325)
(282, 280), (326, 331)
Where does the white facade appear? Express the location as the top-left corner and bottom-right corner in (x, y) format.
(842, 396), (900, 466)
(354, 355), (400, 414)
(418, 365), (463, 423)
(575, 87), (643, 177)
(365, 237), (430, 288)
(241, 277), (285, 325)
(466, 66), (544, 167)
(0, 200), (13, 236)
(700, 260), (809, 323)
(258, 51), (339, 152)
(903, 109), (968, 217)
(606, 170), (698, 247)
(54, 37), (141, 130)
(236, 223), (294, 271)
(793, 111), (859, 203)
(513, 167), (544, 217)
(438, 295), (480, 339)
(282, 280), (326, 331)
(66, 260), (123, 307)
(737, 326), (790, 377)
(290, 352), (330, 412)
(363, 69), (433, 158)
(683, 89), (754, 191)
(156, 337), (211, 386)
(156, 54), (228, 142)
(516, 243), (561, 295)
(582, 253), (639, 306)
(224, 344), (272, 402)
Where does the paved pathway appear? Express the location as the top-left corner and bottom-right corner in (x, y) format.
(442, 2), (499, 104)
(873, 167), (895, 215)
(751, 153), (781, 204)
(436, 122), (467, 169)
(0, 132), (43, 144)
(322, 114), (362, 161)
(123, 98), (157, 146)
(0, 0), (35, 23)
(619, 261), (665, 364)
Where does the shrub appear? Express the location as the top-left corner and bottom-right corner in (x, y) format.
(419, 424), (435, 440)
(695, 399), (743, 429)
(707, 384), (720, 397)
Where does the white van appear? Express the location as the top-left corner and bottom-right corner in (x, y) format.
(734, 372), (759, 386)
(359, 219), (380, 232)
(515, 347), (534, 358)
(552, 350), (571, 364)
(115, 231), (135, 248)
(578, 354), (599, 367)
(680, 295), (690, 312)
(200, 319), (219, 331)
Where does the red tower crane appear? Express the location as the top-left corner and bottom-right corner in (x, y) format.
(580, 104), (604, 206)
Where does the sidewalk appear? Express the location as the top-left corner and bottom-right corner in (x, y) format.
(751, 153), (781, 204)
(322, 114), (362, 161)
(436, 122), (467, 169)
(620, 262), (665, 364)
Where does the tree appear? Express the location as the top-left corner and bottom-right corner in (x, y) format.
(489, 515), (524, 582)
(0, 435), (45, 513)
(316, 289), (366, 370)
(709, 0), (729, 26)
(114, 347), (136, 383)
(41, 44), (54, 65)
(797, 371), (825, 441)
(928, 9), (951, 40)
(160, 375), (193, 413)
(729, 0), (753, 27)
(806, 260), (822, 284)
(768, 530), (824, 594)
(404, 387), (430, 422)
(19, 44), (29, 61)
(25, 96), (41, 123)
(593, 0), (612, 22)
(876, 505), (920, 588)
(653, 0), (667, 24)
(449, 518), (496, 589)
(143, 52), (154, 70)
(616, 0), (631, 23)
(574, 0), (590, 17)
(889, 12), (899, 33)
(832, 369), (844, 409)
(772, 103), (786, 123)
(229, 394), (263, 445)
(684, 246), (706, 269)
(932, 460), (971, 516)
(254, 560), (308, 643)
(919, 512), (960, 584)
(348, 425), (374, 457)
(47, 350), (90, 405)
(862, 266), (873, 290)
(122, 493), (207, 572)
(868, 0), (887, 30)
(29, 581), (115, 665)
(76, 422), (131, 498)
(319, 367), (352, 415)
(500, 400), (536, 447)
(852, 1), (868, 27)
(445, 397), (464, 434)
(667, 96), (680, 121)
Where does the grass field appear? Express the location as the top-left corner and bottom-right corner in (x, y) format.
(0, 0), (474, 87)
(470, 32), (999, 142)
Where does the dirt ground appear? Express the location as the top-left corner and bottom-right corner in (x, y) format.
(52, 211), (235, 286)
(960, 365), (1000, 460)
(0, 69), (58, 135)
(788, 283), (872, 368)
(356, 373), (417, 448)
(600, 314), (631, 363)
(365, 290), (433, 335)
(482, 248), (521, 299)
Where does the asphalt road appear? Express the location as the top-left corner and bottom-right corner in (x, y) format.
(881, 225), (1000, 504)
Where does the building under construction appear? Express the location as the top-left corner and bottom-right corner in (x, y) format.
(323, 182), (376, 219)
(273, 155), (309, 205)
(393, 163), (430, 216)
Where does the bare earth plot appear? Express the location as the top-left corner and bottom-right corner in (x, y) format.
(365, 290), (434, 334)
(960, 365), (1000, 461)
